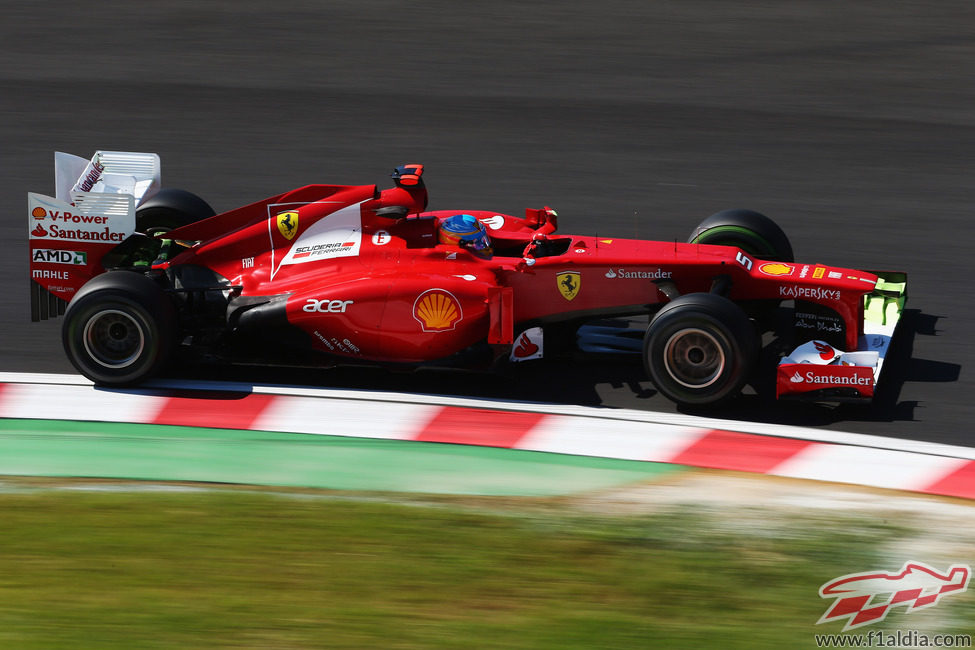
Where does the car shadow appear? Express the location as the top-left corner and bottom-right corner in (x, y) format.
(165, 309), (958, 428)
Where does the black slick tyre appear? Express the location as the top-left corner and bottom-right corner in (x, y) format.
(688, 209), (794, 262)
(62, 272), (177, 386)
(136, 188), (215, 236)
(644, 293), (758, 408)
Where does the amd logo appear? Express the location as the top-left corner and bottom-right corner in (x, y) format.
(32, 249), (87, 265)
(303, 299), (353, 313)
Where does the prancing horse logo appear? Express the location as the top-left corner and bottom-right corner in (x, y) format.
(277, 211), (299, 240)
(556, 271), (581, 301)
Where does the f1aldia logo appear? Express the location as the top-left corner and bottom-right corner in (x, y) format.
(817, 561), (970, 631)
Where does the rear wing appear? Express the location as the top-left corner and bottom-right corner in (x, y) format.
(29, 150), (160, 321)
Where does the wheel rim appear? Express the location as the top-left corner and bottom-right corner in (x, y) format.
(82, 309), (146, 369)
(663, 328), (725, 389)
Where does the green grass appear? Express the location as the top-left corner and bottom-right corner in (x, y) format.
(0, 485), (969, 649)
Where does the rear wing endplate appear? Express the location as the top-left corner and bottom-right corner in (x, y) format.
(30, 150), (158, 321)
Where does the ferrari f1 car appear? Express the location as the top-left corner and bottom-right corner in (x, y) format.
(28, 151), (907, 407)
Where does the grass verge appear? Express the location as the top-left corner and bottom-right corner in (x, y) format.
(1, 481), (972, 648)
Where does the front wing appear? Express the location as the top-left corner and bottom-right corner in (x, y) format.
(776, 271), (907, 401)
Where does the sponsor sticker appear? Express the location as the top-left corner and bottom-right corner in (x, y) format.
(813, 340), (836, 361)
(75, 158), (105, 192)
(787, 367), (872, 387)
(779, 285), (842, 301)
(31, 249), (87, 265)
(31, 269), (70, 280)
(372, 229), (391, 246)
(37, 211), (110, 225)
(812, 266), (826, 279)
(413, 289), (463, 332)
(510, 327), (544, 362)
(313, 330), (335, 351)
(277, 211), (299, 240)
(273, 202), (363, 278)
(303, 298), (353, 313)
(334, 337), (360, 355)
(30, 223), (125, 242)
(28, 193), (135, 243)
(480, 215), (505, 230)
(604, 268), (672, 280)
(795, 309), (844, 334)
(759, 262), (795, 276)
(556, 271), (581, 301)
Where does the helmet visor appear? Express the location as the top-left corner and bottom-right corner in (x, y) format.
(462, 231), (493, 259)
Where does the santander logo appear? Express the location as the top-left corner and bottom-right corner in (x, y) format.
(814, 341), (836, 361)
(787, 369), (872, 387)
(480, 215), (505, 230)
(509, 327), (543, 363)
(513, 332), (539, 358)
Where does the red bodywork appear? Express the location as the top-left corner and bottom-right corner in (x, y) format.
(144, 172), (877, 366)
(29, 163), (896, 403)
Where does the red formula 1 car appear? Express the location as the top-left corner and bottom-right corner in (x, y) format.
(28, 151), (907, 407)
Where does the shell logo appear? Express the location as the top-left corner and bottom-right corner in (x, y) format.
(31, 207), (46, 220)
(759, 262), (795, 276)
(413, 289), (463, 332)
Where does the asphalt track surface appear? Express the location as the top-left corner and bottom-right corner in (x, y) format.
(2, 2), (972, 446)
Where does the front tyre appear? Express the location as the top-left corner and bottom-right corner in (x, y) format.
(644, 293), (758, 408)
(62, 272), (177, 386)
(687, 209), (794, 262)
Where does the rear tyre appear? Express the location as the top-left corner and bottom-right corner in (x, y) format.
(62, 272), (177, 386)
(644, 293), (758, 408)
(136, 188), (215, 236)
(687, 209), (794, 262)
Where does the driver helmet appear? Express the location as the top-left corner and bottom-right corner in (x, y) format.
(438, 214), (493, 259)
